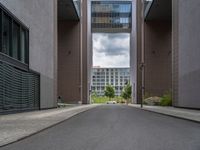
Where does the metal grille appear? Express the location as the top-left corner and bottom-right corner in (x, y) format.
(0, 61), (40, 113)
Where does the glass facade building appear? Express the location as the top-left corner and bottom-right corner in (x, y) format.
(91, 1), (132, 33)
(91, 68), (130, 96)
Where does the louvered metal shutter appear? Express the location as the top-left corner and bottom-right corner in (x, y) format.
(0, 61), (40, 113)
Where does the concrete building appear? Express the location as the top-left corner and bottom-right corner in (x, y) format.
(57, 0), (82, 104)
(91, 67), (130, 96)
(0, 0), (57, 113)
(0, 0), (199, 113)
(133, 0), (200, 109)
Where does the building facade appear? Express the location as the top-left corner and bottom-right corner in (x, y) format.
(133, 0), (200, 109)
(0, 0), (57, 113)
(91, 67), (130, 96)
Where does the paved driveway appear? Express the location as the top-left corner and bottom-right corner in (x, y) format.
(1, 105), (200, 150)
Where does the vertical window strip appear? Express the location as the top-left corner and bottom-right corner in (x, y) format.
(0, 6), (29, 65)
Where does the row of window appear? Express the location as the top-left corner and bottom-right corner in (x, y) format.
(92, 23), (131, 29)
(94, 69), (123, 71)
(92, 12), (131, 18)
(93, 78), (129, 81)
(92, 82), (126, 86)
(92, 76), (130, 79)
(93, 68), (129, 72)
(92, 17), (130, 24)
(92, 80), (128, 83)
(93, 72), (126, 76)
(92, 3), (131, 13)
(0, 8), (29, 64)
(93, 74), (130, 77)
(92, 86), (124, 90)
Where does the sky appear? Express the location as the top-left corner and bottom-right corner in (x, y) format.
(93, 33), (130, 68)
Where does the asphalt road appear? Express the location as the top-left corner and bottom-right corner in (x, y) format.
(1, 105), (200, 150)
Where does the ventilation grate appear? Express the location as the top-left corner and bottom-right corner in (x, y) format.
(0, 61), (40, 113)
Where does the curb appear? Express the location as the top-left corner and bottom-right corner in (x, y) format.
(0, 105), (98, 148)
(128, 105), (200, 124)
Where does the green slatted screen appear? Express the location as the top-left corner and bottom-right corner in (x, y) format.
(0, 61), (40, 113)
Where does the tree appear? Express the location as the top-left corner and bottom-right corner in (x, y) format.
(104, 85), (115, 101)
(121, 83), (132, 104)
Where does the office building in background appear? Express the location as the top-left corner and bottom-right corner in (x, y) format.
(91, 67), (130, 96)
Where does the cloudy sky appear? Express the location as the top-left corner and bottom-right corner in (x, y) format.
(93, 33), (130, 68)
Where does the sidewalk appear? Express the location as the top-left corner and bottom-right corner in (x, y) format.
(129, 104), (200, 123)
(0, 104), (99, 147)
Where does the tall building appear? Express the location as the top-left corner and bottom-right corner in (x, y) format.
(133, 0), (200, 109)
(91, 67), (130, 96)
(91, 1), (132, 33)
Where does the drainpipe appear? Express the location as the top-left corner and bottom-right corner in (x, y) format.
(80, 0), (83, 104)
(140, 0), (145, 108)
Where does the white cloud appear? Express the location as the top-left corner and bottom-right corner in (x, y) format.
(93, 33), (130, 67)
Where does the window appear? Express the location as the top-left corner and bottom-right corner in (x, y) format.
(0, 6), (29, 65)
(120, 18), (129, 24)
(2, 14), (11, 55)
(120, 4), (131, 13)
(12, 21), (20, 59)
(73, 0), (80, 17)
(20, 28), (26, 63)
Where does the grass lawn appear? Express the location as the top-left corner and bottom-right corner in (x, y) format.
(92, 96), (125, 104)
(92, 96), (109, 104)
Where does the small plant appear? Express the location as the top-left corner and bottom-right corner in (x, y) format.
(160, 91), (172, 106)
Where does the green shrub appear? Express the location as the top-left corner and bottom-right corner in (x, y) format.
(160, 92), (172, 106)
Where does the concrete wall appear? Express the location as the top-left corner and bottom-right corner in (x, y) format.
(131, 0), (142, 104)
(145, 21), (172, 97)
(172, 0), (200, 108)
(81, 0), (91, 104)
(0, 0), (57, 109)
(58, 21), (81, 104)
